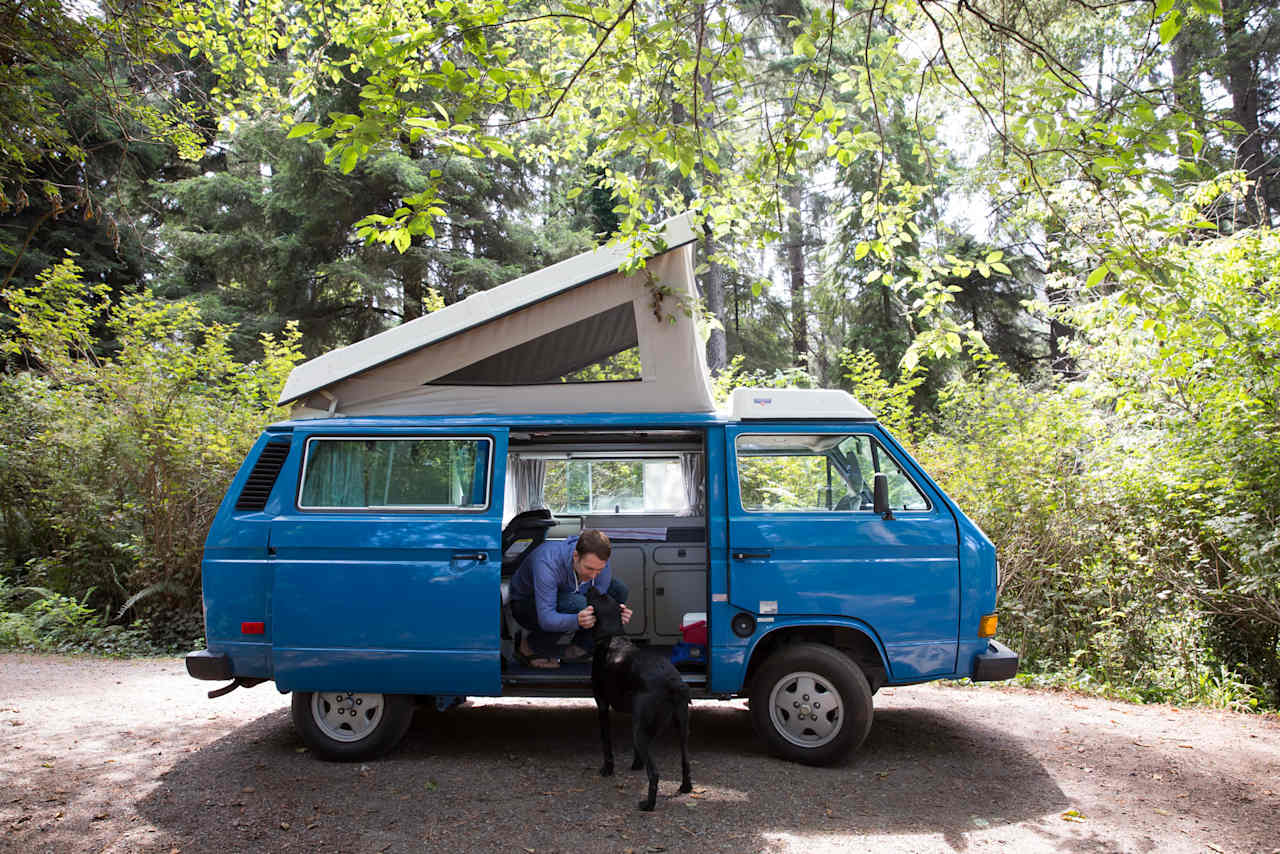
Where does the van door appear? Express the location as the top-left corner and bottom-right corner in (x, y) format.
(270, 429), (507, 695)
(725, 425), (959, 680)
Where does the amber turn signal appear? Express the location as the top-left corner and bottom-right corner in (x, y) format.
(978, 613), (998, 638)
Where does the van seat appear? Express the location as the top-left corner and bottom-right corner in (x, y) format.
(502, 508), (557, 576)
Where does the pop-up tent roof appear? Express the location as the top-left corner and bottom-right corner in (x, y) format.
(280, 213), (715, 418)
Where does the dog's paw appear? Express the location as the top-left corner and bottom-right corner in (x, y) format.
(630, 757), (643, 771)
(599, 763), (614, 777)
(637, 799), (655, 812)
(679, 781), (693, 794)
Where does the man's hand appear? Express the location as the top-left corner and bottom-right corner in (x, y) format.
(620, 604), (633, 625)
(577, 605), (596, 629)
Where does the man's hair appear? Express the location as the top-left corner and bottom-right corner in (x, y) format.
(576, 529), (612, 561)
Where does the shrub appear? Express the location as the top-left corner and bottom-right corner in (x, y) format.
(0, 255), (301, 640)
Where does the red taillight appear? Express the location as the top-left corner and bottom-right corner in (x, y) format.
(241, 621), (265, 635)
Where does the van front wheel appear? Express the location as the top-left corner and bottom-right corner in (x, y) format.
(291, 691), (414, 761)
(750, 643), (873, 766)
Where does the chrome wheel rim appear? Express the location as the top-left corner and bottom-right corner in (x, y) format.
(768, 670), (843, 748)
(310, 691), (385, 743)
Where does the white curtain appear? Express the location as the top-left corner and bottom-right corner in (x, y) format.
(680, 452), (705, 516)
(510, 457), (547, 513)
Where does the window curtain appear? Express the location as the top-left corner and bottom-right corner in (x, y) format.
(680, 452), (705, 516)
(511, 457), (547, 512)
(300, 442), (368, 507)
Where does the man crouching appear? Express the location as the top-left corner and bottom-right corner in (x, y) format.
(507, 529), (631, 668)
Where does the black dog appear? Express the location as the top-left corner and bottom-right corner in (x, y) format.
(586, 587), (692, 811)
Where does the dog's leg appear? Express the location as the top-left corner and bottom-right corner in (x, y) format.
(631, 715), (659, 811)
(595, 697), (614, 777)
(675, 699), (692, 794)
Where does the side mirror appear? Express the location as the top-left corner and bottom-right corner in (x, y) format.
(873, 473), (895, 520)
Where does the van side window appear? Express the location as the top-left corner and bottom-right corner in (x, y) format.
(541, 457), (690, 514)
(735, 433), (928, 512)
(299, 437), (491, 510)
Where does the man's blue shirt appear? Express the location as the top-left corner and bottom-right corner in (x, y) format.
(507, 537), (612, 633)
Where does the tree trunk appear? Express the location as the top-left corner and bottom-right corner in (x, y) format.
(403, 266), (423, 321)
(1221, 0), (1269, 225)
(694, 39), (728, 376)
(703, 236), (728, 375)
(785, 184), (808, 370)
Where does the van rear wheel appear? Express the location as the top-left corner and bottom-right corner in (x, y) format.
(750, 643), (873, 766)
(291, 691), (414, 761)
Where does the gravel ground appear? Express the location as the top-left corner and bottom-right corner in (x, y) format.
(2, 652), (1279, 853)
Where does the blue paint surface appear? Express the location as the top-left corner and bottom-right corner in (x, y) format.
(197, 413), (1002, 697)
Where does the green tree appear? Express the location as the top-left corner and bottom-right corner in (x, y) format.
(155, 118), (591, 357)
(0, 255), (301, 641)
(0, 0), (203, 276)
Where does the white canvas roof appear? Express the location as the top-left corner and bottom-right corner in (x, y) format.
(281, 213), (715, 418)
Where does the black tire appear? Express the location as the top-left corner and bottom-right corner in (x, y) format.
(290, 690), (414, 762)
(749, 643), (874, 766)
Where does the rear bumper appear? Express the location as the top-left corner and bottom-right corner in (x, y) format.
(972, 639), (1019, 682)
(186, 649), (233, 681)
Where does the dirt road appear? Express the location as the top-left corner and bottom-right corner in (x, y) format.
(2, 653), (1278, 853)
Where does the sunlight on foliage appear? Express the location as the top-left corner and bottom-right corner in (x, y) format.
(0, 256), (303, 646)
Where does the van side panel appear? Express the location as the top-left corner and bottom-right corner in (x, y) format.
(954, 506), (999, 677)
(875, 430), (1000, 677)
(269, 428), (507, 696)
(724, 423), (961, 684)
(200, 432), (290, 680)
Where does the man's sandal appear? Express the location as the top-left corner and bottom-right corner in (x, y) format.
(514, 633), (560, 669)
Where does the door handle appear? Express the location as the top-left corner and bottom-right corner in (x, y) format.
(732, 551), (772, 560)
(452, 552), (487, 562)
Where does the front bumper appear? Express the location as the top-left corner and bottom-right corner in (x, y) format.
(972, 639), (1019, 682)
(186, 649), (233, 681)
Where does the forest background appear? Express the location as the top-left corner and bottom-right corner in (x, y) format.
(1, 0), (1278, 711)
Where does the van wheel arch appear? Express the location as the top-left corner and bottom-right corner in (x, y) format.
(744, 625), (888, 696)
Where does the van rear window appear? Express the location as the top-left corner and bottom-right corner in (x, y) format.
(298, 437), (491, 510)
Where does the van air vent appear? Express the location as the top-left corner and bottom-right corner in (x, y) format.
(235, 441), (291, 512)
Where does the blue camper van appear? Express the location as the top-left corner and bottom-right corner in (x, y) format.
(186, 215), (1017, 765)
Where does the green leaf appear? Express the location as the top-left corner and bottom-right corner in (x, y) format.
(1086, 264), (1109, 288)
(1159, 13), (1182, 45)
(566, 187), (583, 200)
(340, 147), (359, 174)
(286, 122), (320, 139)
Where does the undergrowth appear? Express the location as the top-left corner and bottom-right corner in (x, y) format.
(0, 575), (197, 657)
(944, 663), (1266, 714)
